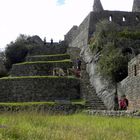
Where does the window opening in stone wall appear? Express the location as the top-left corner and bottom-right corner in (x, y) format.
(109, 16), (112, 22)
(134, 65), (137, 76)
(136, 16), (139, 21)
(122, 16), (126, 22)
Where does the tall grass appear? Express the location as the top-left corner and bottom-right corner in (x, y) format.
(0, 112), (139, 140)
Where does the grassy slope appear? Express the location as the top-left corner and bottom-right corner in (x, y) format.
(0, 113), (139, 140)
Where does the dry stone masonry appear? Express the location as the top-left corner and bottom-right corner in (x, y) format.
(65, 0), (140, 110)
(0, 46), (81, 102)
(118, 54), (140, 111)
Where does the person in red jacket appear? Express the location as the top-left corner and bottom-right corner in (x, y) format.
(119, 95), (129, 110)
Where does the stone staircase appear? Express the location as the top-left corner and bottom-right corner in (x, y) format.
(0, 43), (107, 110)
(80, 62), (107, 110)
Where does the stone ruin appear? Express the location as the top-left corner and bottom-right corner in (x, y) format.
(0, 0), (139, 111)
(118, 54), (140, 110)
(65, 0), (140, 110)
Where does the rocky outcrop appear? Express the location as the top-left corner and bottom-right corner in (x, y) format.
(27, 35), (44, 46)
(80, 46), (116, 110)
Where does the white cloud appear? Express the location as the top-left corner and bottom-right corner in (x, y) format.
(0, 0), (134, 49)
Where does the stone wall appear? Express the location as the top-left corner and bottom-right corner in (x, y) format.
(28, 44), (67, 56)
(65, 9), (140, 110)
(10, 61), (73, 76)
(85, 110), (140, 117)
(89, 11), (140, 38)
(117, 54), (140, 110)
(65, 13), (91, 48)
(0, 103), (84, 114)
(65, 10), (140, 49)
(0, 77), (80, 102)
(26, 54), (70, 62)
(64, 26), (78, 45)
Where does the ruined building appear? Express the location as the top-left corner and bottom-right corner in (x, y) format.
(65, 0), (140, 110)
(65, 0), (140, 49)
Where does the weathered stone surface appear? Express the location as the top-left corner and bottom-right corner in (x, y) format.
(85, 110), (140, 117)
(67, 46), (112, 109)
(118, 54), (140, 111)
(93, 0), (104, 12)
(132, 0), (140, 12)
(27, 35), (44, 46)
(65, 11), (140, 50)
(28, 43), (67, 56)
(0, 77), (80, 102)
(65, 2), (140, 111)
(10, 61), (73, 76)
(0, 103), (84, 114)
(80, 46), (115, 110)
(65, 26), (78, 44)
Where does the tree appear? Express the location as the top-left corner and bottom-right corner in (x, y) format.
(90, 20), (140, 83)
(90, 20), (120, 53)
(97, 43), (128, 83)
(0, 51), (7, 77)
(5, 34), (29, 69)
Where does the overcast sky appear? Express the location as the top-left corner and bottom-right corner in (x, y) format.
(0, 0), (134, 49)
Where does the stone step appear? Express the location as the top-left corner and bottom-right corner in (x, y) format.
(80, 64), (107, 110)
(26, 54), (70, 62)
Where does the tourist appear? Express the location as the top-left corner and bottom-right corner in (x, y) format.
(50, 38), (53, 45)
(119, 95), (129, 110)
(76, 58), (82, 70)
(44, 37), (46, 45)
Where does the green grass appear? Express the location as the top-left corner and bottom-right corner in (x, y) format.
(0, 101), (84, 107)
(0, 101), (84, 112)
(0, 75), (76, 80)
(14, 59), (72, 65)
(71, 99), (86, 105)
(28, 54), (70, 57)
(0, 102), (55, 106)
(0, 113), (139, 140)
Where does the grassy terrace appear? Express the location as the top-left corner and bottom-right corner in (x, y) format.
(0, 101), (85, 112)
(0, 113), (139, 140)
(0, 100), (85, 106)
(0, 76), (76, 80)
(14, 59), (72, 65)
(27, 54), (70, 57)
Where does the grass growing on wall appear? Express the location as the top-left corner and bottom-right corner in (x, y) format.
(28, 54), (70, 57)
(0, 101), (84, 112)
(14, 59), (72, 65)
(0, 75), (77, 80)
(0, 113), (139, 140)
(0, 100), (85, 107)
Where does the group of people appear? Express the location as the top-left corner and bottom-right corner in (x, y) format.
(43, 37), (53, 45)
